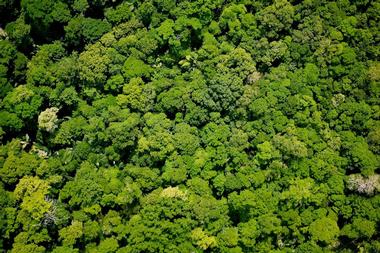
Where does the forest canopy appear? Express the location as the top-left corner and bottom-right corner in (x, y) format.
(0, 0), (379, 252)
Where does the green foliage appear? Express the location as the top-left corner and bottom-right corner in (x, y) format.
(0, 111), (23, 132)
(122, 56), (153, 80)
(14, 176), (51, 223)
(21, 0), (71, 38)
(59, 220), (83, 246)
(117, 77), (155, 111)
(341, 217), (376, 239)
(1, 0), (379, 252)
(191, 227), (217, 250)
(2, 85), (42, 121)
(53, 116), (87, 146)
(309, 217), (340, 244)
(238, 219), (260, 250)
(0, 142), (41, 185)
(78, 43), (112, 87)
(256, 0), (294, 39)
(105, 2), (132, 25)
(5, 16), (32, 50)
(65, 17), (111, 48)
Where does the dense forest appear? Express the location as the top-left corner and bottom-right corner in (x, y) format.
(0, 0), (379, 252)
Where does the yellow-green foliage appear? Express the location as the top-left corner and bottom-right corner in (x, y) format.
(0, 0), (379, 252)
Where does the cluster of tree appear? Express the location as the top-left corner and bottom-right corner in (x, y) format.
(0, 0), (379, 252)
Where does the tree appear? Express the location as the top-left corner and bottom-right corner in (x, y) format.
(14, 176), (51, 226)
(21, 0), (71, 39)
(53, 116), (87, 146)
(219, 4), (249, 44)
(78, 43), (112, 87)
(2, 85), (42, 121)
(105, 2), (132, 25)
(10, 243), (45, 253)
(135, 113), (175, 165)
(95, 237), (119, 253)
(347, 174), (380, 195)
(59, 220), (83, 246)
(38, 107), (59, 133)
(281, 178), (320, 208)
(117, 77), (155, 112)
(65, 17), (111, 48)
(26, 41), (69, 87)
(59, 167), (103, 208)
(308, 217), (339, 245)
(0, 0), (379, 252)
(341, 217), (376, 239)
(238, 219), (260, 250)
(191, 227), (217, 250)
(5, 15), (32, 51)
(122, 56), (153, 80)
(0, 148), (41, 185)
(272, 134), (308, 159)
(256, 0), (295, 39)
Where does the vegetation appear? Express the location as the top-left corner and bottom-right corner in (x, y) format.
(0, 0), (379, 252)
